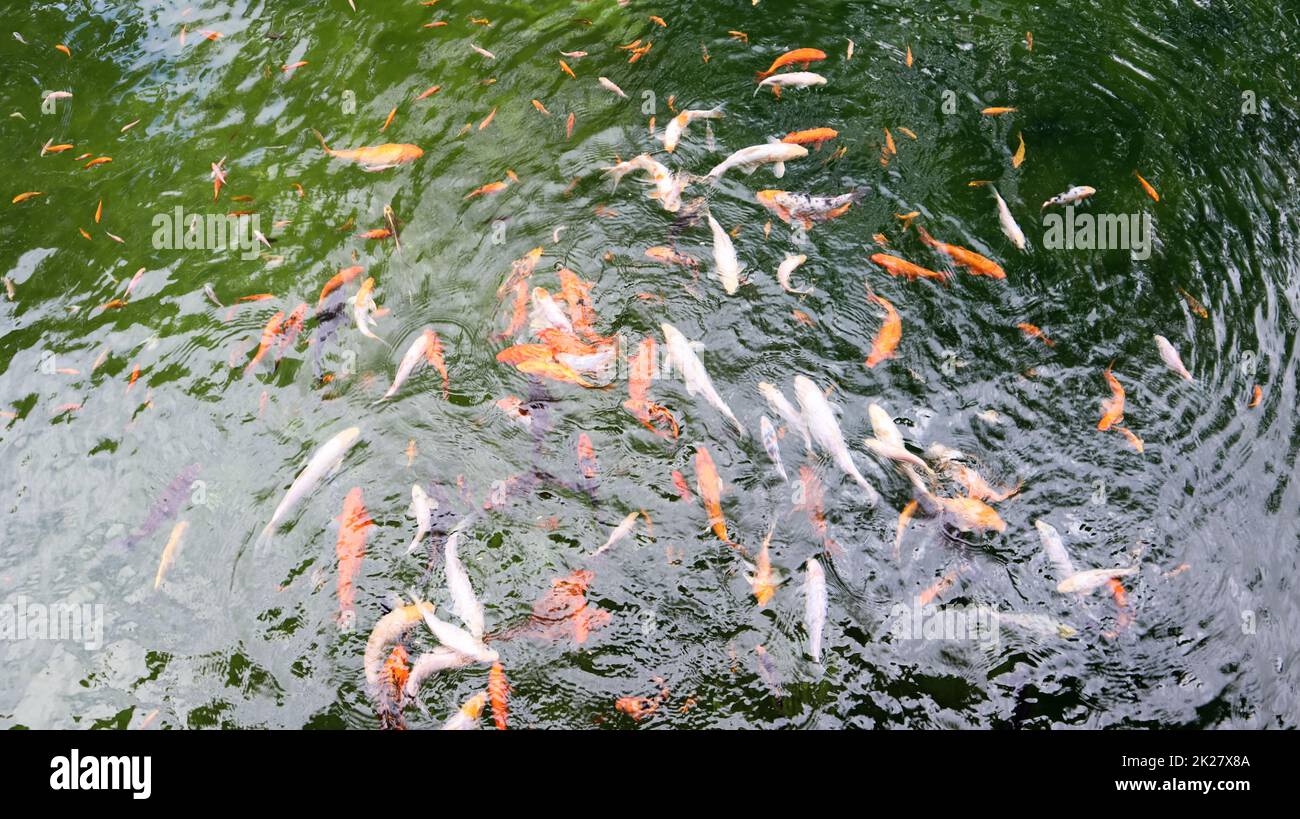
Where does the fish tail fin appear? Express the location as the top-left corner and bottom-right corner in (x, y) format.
(755, 69), (771, 81)
(915, 224), (934, 244)
(311, 128), (331, 154)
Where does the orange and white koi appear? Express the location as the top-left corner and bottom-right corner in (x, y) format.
(311, 129), (423, 171)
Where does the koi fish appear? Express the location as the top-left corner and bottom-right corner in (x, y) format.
(1135, 172), (1159, 202)
(782, 127), (838, 148)
(743, 523), (783, 606)
(616, 697), (659, 721)
(757, 381), (811, 452)
(991, 187), (1026, 250)
(244, 311), (286, 376)
(1057, 566), (1138, 595)
(1042, 185), (1096, 210)
(915, 226), (1006, 279)
(352, 277), (387, 344)
(756, 48), (827, 80)
(759, 415), (788, 481)
(598, 77), (628, 98)
(418, 605), (497, 664)
(706, 212), (743, 294)
(1153, 334), (1193, 380)
(11, 191), (43, 204)
(645, 246), (697, 268)
(1012, 132), (1026, 168)
(694, 445), (736, 548)
(776, 254), (812, 294)
(804, 557), (827, 662)
(488, 662), (509, 729)
(1018, 322), (1054, 346)
(661, 322), (746, 435)
(335, 488), (371, 623)
(948, 463), (1019, 502)
(982, 106), (1017, 115)
(365, 602), (435, 726)
(406, 484), (433, 554)
(662, 107), (723, 152)
(755, 188), (866, 229)
(496, 344), (595, 387)
(754, 72), (827, 98)
(259, 427), (361, 543)
(108, 463), (202, 555)
(592, 511), (641, 557)
(793, 375), (880, 504)
(311, 129), (423, 171)
(705, 142), (808, 182)
(1098, 366), (1125, 430)
(438, 691), (486, 731)
(470, 44), (495, 59)
(894, 499), (918, 559)
(869, 253), (948, 283)
(376, 328), (435, 402)
(319, 265), (364, 305)
(865, 292), (901, 367)
(444, 523), (486, 639)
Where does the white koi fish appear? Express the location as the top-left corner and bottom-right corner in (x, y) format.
(991, 186), (1026, 250)
(1057, 566), (1137, 595)
(419, 604), (498, 663)
(442, 691), (487, 730)
(753, 71), (827, 97)
(704, 142), (808, 182)
(706, 212), (743, 294)
(1041, 184), (1096, 210)
(793, 375), (880, 505)
(863, 438), (930, 473)
(404, 647), (474, 699)
(661, 322), (746, 436)
(598, 77), (628, 98)
(363, 601), (435, 688)
(804, 557), (827, 662)
(758, 381), (811, 452)
(1153, 334), (1193, 380)
(443, 523), (486, 639)
(529, 287), (574, 334)
(406, 484), (433, 554)
(376, 328), (433, 403)
(759, 415), (788, 481)
(1034, 519), (1077, 582)
(591, 510), (640, 557)
(777, 254), (812, 295)
(260, 426), (361, 543)
(662, 107), (723, 152)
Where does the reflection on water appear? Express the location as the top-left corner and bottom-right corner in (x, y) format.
(0, 1), (1297, 729)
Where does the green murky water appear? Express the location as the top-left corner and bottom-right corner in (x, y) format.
(1, 0), (1298, 728)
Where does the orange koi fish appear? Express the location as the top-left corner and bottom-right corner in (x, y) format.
(496, 344), (594, 387)
(949, 464), (1021, 503)
(496, 246), (544, 300)
(245, 311), (286, 376)
(781, 127), (838, 149)
(488, 662), (509, 730)
(11, 191), (44, 204)
(415, 85), (441, 100)
(311, 129), (422, 171)
(1017, 322), (1055, 346)
(894, 499), (918, 560)
(616, 697), (659, 721)
(335, 487), (371, 624)
(915, 226), (1006, 279)
(671, 470), (695, 504)
(870, 253), (949, 283)
(982, 106), (1017, 115)
(756, 47), (826, 80)
(524, 570), (610, 645)
(532, 99), (551, 115)
(557, 267), (604, 342)
(1115, 426), (1144, 453)
(1248, 385), (1262, 408)
(1098, 366), (1125, 431)
(865, 292), (901, 367)
(319, 266), (364, 305)
(83, 156), (112, 169)
(559, 59), (576, 78)
(425, 329), (449, 398)
(465, 180), (508, 199)
(577, 433), (599, 490)
(695, 446), (735, 549)
(1135, 172), (1159, 202)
